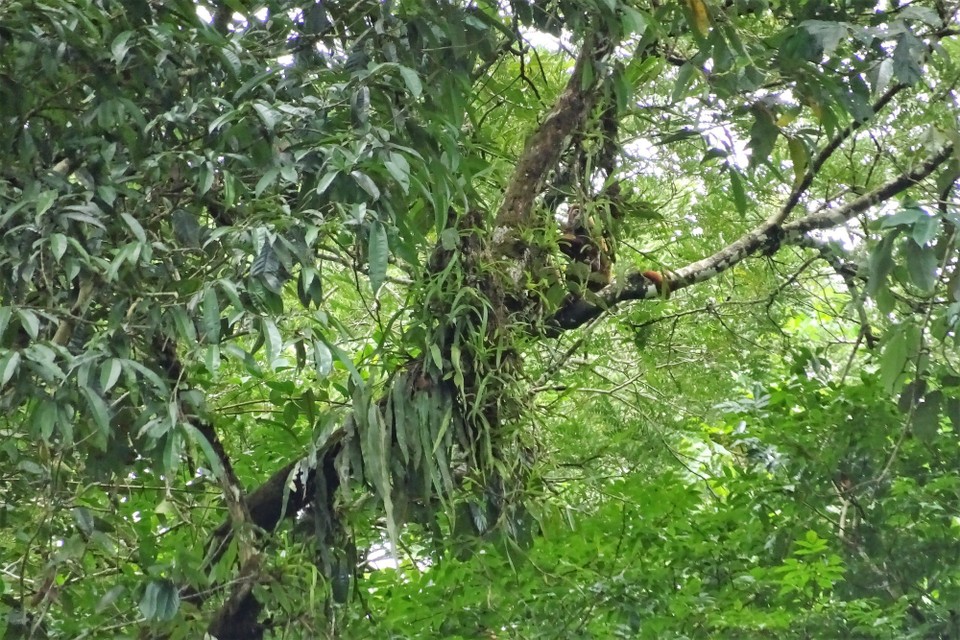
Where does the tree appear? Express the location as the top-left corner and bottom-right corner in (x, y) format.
(1, 0), (959, 637)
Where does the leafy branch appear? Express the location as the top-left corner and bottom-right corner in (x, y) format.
(552, 144), (955, 331)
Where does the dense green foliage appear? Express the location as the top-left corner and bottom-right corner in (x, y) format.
(1, 0), (960, 638)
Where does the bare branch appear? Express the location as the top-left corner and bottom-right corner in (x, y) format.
(774, 84), (905, 225)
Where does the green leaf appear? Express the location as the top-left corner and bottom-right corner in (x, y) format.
(0, 307), (10, 340)
(121, 359), (169, 394)
(50, 233), (68, 262)
(297, 267), (323, 308)
(95, 585), (126, 614)
(205, 344), (221, 374)
(313, 339), (333, 376)
(170, 306), (198, 344)
(882, 208), (924, 228)
(0, 350), (21, 387)
(17, 309), (40, 340)
(621, 6), (648, 35)
(787, 136), (808, 186)
(279, 163), (298, 184)
(97, 185), (117, 206)
(893, 31), (923, 85)
(352, 86), (370, 125)
(73, 506), (95, 536)
(202, 287), (221, 344)
(252, 100), (280, 131)
(110, 30), (134, 65)
(946, 397), (960, 432)
(139, 579), (179, 622)
(580, 58), (595, 91)
(315, 170), (339, 195)
(911, 214), (940, 246)
(748, 106), (780, 168)
(183, 423), (226, 481)
(31, 398), (57, 441)
(728, 167), (747, 216)
(367, 221), (388, 294)
(198, 161), (215, 196)
(233, 68), (279, 101)
(262, 317), (282, 366)
(80, 385), (111, 450)
(671, 63), (698, 103)
(251, 241), (283, 292)
(172, 210), (203, 247)
(398, 65), (422, 98)
(121, 212), (146, 243)
(384, 152), (410, 194)
(879, 324), (917, 393)
(440, 228), (459, 251)
(866, 231), (898, 297)
(913, 390), (942, 442)
(392, 375), (410, 463)
(100, 359), (122, 392)
(801, 20), (846, 57)
(255, 167), (279, 196)
(904, 242), (937, 293)
(352, 171), (381, 201)
(35, 190), (57, 217)
(430, 344), (443, 370)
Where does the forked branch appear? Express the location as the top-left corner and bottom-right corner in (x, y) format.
(552, 144), (955, 330)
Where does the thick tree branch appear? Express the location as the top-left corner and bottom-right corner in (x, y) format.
(551, 144), (955, 330)
(148, 332), (343, 640)
(782, 144), (955, 237)
(494, 33), (613, 233)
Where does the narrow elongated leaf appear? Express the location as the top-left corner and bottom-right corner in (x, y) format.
(202, 287), (221, 344)
(0, 351), (21, 387)
(110, 31), (134, 64)
(95, 585), (125, 614)
(882, 208), (924, 228)
(31, 398), (57, 441)
(748, 106), (779, 168)
(255, 167), (279, 196)
(100, 359), (122, 392)
(728, 168), (747, 216)
(912, 214), (940, 246)
(393, 373), (410, 463)
(262, 317), (282, 366)
(315, 170), (339, 195)
(80, 386), (111, 450)
(50, 233), (68, 262)
(866, 231), (898, 297)
(352, 171), (381, 201)
(904, 242), (937, 293)
(880, 324), (919, 392)
(183, 422), (226, 480)
(120, 213), (146, 243)
(367, 221), (388, 294)
(787, 137), (808, 186)
(398, 65), (422, 97)
(384, 153), (410, 194)
(17, 309), (39, 340)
